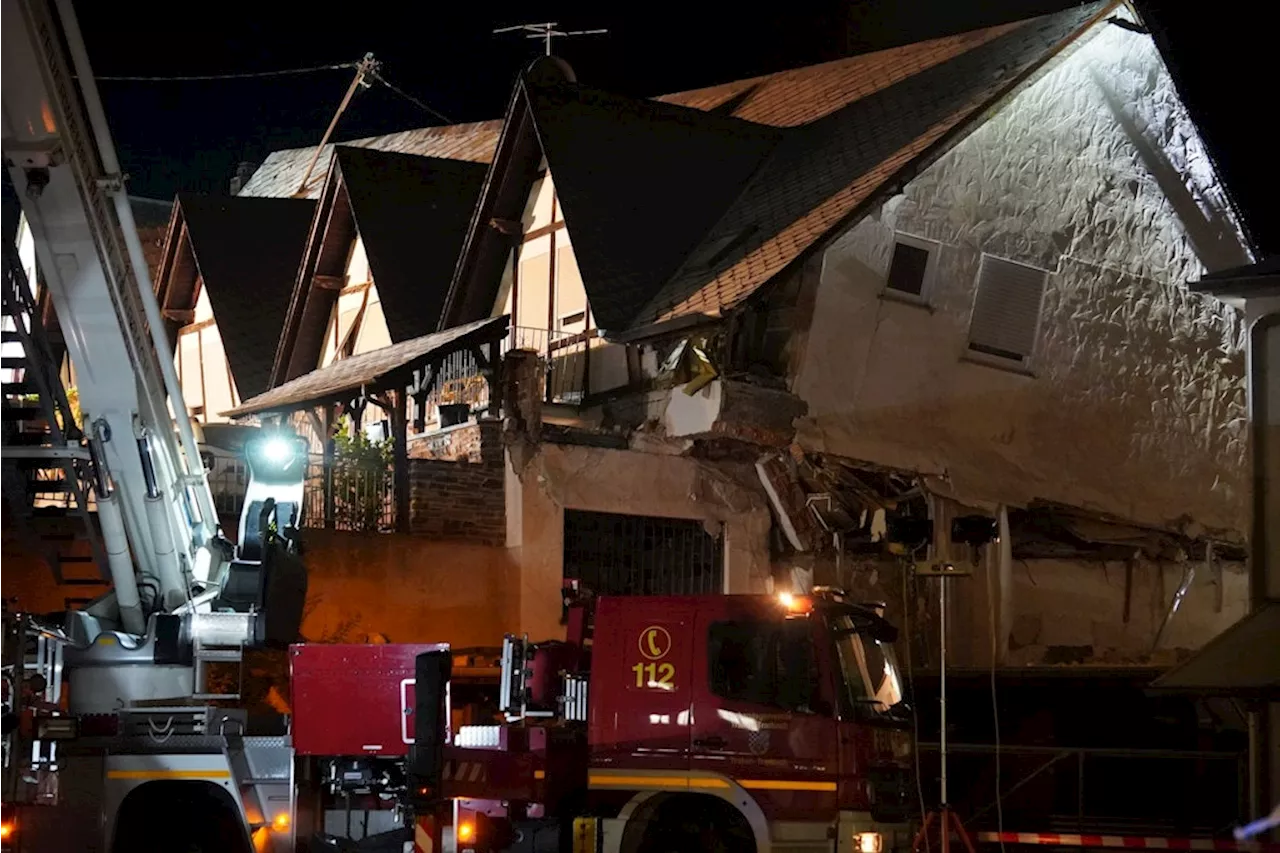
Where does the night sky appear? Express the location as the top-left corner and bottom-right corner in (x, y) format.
(60, 1), (1277, 256)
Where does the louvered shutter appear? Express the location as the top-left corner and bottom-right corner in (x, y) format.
(967, 255), (1048, 361)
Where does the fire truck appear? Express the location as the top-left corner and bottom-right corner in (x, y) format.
(1, 0), (914, 849)
(290, 584), (914, 853)
(3, 0), (309, 849)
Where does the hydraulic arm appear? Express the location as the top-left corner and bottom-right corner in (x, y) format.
(2, 0), (221, 632)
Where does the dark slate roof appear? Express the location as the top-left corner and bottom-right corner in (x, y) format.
(656, 18), (1030, 127)
(635, 2), (1109, 326)
(238, 121), (501, 199)
(129, 196), (175, 230)
(178, 194), (316, 399)
(526, 82), (782, 331)
(442, 3), (1110, 333)
(226, 315), (507, 417)
(333, 146), (488, 343)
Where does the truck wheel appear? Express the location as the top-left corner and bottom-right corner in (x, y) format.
(634, 795), (755, 853)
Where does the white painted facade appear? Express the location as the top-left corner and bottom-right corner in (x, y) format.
(174, 285), (240, 424)
(794, 18), (1252, 539)
(319, 236), (392, 369)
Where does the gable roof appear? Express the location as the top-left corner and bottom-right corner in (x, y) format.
(237, 120), (501, 200)
(527, 83), (782, 330)
(443, 2), (1111, 333)
(155, 195), (316, 399)
(271, 146), (488, 386)
(638, 3), (1110, 326)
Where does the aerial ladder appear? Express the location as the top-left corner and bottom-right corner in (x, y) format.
(1, 0), (308, 850)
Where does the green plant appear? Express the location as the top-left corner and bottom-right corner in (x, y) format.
(331, 421), (393, 532)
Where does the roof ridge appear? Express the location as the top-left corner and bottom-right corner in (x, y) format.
(654, 12), (1042, 105)
(261, 118), (504, 159)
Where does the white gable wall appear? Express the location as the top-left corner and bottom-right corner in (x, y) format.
(794, 18), (1252, 537)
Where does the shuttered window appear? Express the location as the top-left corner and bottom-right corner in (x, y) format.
(967, 255), (1049, 363)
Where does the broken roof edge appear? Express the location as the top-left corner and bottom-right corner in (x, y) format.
(636, 0), (1119, 329)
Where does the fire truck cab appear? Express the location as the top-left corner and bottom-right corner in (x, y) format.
(578, 590), (913, 853)
(294, 587), (914, 853)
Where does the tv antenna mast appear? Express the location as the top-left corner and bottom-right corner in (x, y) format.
(493, 22), (608, 57)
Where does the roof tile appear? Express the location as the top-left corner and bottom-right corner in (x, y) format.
(238, 120), (501, 200)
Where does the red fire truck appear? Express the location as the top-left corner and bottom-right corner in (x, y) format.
(290, 585), (914, 853)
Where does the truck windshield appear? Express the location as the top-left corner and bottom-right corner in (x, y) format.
(829, 613), (904, 715)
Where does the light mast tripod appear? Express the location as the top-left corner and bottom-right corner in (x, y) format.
(913, 562), (977, 853)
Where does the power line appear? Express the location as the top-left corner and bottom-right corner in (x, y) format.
(92, 61), (359, 82)
(369, 70), (453, 124)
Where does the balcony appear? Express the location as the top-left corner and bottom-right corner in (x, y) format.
(409, 325), (589, 433)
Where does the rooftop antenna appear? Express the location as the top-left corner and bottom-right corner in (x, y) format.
(492, 22), (608, 57)
(291, 52), (379, 198)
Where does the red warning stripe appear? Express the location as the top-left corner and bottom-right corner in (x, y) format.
(977, 832), (1280, 852)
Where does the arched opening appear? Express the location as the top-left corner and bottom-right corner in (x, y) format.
(112, 780), (253, 853)
(622, 792), (757, 853)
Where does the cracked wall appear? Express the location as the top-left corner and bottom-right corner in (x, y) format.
(795, 20), (1251, 537)
(507, 442), (774, 641)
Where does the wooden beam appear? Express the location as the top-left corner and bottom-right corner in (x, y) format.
(163, 308), (195, 324)
(489, 217), (521, 236)
(522, 220), (565, 244)
(391, 390), (409, 534)
(313, 274), (345, 290)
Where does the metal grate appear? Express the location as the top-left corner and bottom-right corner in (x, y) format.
(967, 254), (1049, 362)
(562, 510), (723, 596)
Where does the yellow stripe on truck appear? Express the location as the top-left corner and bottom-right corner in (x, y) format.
(737, 779), (837, 792)
(107, 769), (232, 780)
(588, 772), (835, 792)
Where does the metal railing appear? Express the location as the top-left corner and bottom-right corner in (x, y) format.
(915, 742), (1247, 837)
(507, 325), (589, 406)
(300, 454), (395, 533)
(408, 326), (590, 431)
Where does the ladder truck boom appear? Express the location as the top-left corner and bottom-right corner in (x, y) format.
(3, 2), (310, 849)
(2, 0), (220, 630)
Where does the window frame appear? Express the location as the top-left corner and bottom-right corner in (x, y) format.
(706, 617), (823, 714)
(964, 252), (1051, 372)
(881, 231), (941, 306)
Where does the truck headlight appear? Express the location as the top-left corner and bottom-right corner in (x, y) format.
(857, 831), (883, 853)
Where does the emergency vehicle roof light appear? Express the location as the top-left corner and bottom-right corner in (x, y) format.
(777, 592), (812, 614)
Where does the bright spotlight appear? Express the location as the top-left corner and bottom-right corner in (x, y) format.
(261, 437), (291, 463)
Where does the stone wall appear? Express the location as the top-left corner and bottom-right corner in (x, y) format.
(407, 420), (505, 546)
(794, 21), (1251, 537)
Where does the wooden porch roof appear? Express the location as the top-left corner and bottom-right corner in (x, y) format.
(223, 315), (507, 418)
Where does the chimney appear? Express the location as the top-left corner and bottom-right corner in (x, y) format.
(229, 161), (259, 195)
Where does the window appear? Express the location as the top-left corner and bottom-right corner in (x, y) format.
(890, 239), (931, 295)
(708, 618), (819, 712)
(563, 510), (723, 596)
(966, 254), (1049, 364)
(885, 238), (934, 297)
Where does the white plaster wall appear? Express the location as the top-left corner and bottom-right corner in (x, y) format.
(795, 22), (1251, 536)
(1004, 557), (1249, 665)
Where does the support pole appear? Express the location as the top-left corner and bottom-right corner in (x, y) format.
(392, 390), (409, 534)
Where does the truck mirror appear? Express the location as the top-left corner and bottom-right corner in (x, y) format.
(868, 621), (898, 644)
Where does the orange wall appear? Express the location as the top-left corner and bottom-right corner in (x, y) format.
(298, 529), (520, 648)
